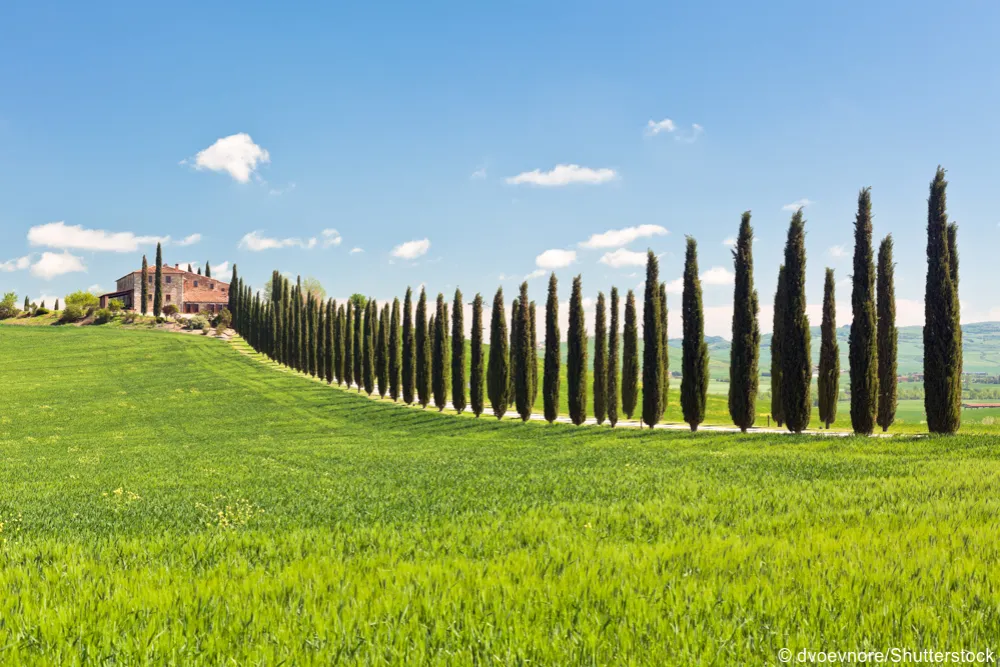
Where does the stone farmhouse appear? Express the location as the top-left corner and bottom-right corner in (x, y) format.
(99, 263), (230, 314)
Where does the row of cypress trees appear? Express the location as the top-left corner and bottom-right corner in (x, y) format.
(223, 168), (956, 434)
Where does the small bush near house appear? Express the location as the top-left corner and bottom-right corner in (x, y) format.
(0, 292), (19, 320)
(185, 316), (209, 332)
(216, 307), (232, 329)
(65, 291), (99, 313)
(59, 305), (85, 323)
(34, 308), (51, 316)
(108, 299), (124, 313)
(156, 316), (167, 324)
(121, 311), (139, 324)
(93, 308), (115, 324)
(163, 304), (179, 317)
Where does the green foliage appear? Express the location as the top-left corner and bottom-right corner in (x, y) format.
(641, 251), (663, 427)
(353, 300), (364, 392)
(363, 300), (375, 396)
(507, 297), (519, 410)
(402, 288), (415, 404)
(924, 167), (962, 434)
(771, 265), (786, 427)
(780, 210), (812, 433)
(451, 289), (466, 413)
(593, 292), (608, 425)
(140, 255), (149, 315)
(513, 284), (533, 422)
(108, 298), (124, 313)
(163, 304), (179, 317)
(543, 274), (560, 423)
(349, 293), (368, 311)
(59, 304), (85, 323)
(487, 287), (509, 419)
(818, 269), (840, 428)
(65, 291), (99, 311)
(389, 298), (401, 400)
(567, 275), (587, 426)
(658, 281), (669, 420)
(728, 212), (760, 432)
(607, 288), (620, 427)
(470, 294), (485, 417)
(92, 308), (114, 324)
(849, 187), (879, 434)
(680, 237), (709, 431)
(153, 242), (163, 317)
(377, 303), (389, 398)
(0, 292), (19, 319)
(622, 290), (639, 420)
(415, 289), (431, 407)
(432, 295), (450, 410)
(529, 301), (538, 409)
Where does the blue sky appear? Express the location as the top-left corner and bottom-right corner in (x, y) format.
(2, 1), (999, 336)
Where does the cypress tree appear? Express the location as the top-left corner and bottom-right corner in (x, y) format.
(24, 296), (29, 312)
(325, 300), (334, 383)
(353, 301), (363, 391)
(296, 278), (305, 373)
(140, 255), (149, 315)
(432, 294), (450, 410)
(658, 281), (669, 419)
(771, 265), (786, 427)
(377, 303), (389, 398)
(228, 265), (238, 314)
(205, 262), (211, 278)
(313, 297), (321, 377)
(416, 288), (431, 408)
(515, 283), (532, 421)
(780, 209), (812, 433)
(681, 237), (710, 431)
(402, 288), (415, 404)
(641, 251), (663, 428)
(529, 301), (538, 408)
(305, 293), (314, 376)
(389, 298), (401, 400)
(469, 294), (485, 417)
(543, 274), (560, 423)
(818, 268), (840, 429)
(507, 297), (519, 409)
(728, 211), (760, 432)
(877, 236), (898, 432)
(363, 299), (376, 395)
(949, 220), (963, 429)
(153, 242), (163, 317)
(567, 275), (587, 426)
(849, 187), (878, 435)
(54, 299), (59, 311)
(340, 304), (350, 385)
(593, 292), (608, 425)
(451, 289), (466, 413)
(608, 288), (620, 427)
(487, 287), (509, 419)
(622, 290), (639, 420)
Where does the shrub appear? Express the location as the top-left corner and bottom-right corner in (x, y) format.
(93, 308), (114, 324)
(185, 316), (209, 332)
(108, 299), (124, 313)
(122, 311), (139, 324)
(65, 291), (99, 312)
(0, 292), (19, 320)
(216, 307), (232, 329)
(163, 304), (179, 317)
(34, 308), (51, 316)
(156, 316), (167, 324)
(60, 305), (85, 323)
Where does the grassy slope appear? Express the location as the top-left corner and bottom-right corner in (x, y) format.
(4, 326), (1000, 663)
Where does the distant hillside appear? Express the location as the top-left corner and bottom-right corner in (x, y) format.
(557, 322), (1000, 378)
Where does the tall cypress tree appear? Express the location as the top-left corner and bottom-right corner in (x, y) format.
(877, 236), (898, 432)
(658, 281), (669, 420)
(140, 255), (149, 315)
(771, 265), (786, 428)
(608, 288), (621, 427)
(850, 187), (878, 435)
(377, 303), (389, 398)
(432, 294), (450, 410)
(949, 220), (963, 430)
(325, 300), (334, 383)
(818, 268), (840, 429)
(415, 288), (431, 408)
(515, 283), (532, 421)
(402, 288), (415, 404)
(641, 251), (663, 428)
(353, 300), (363, 391)
(507, 297), (519, 409)
(296, 278), (305, 373)
(451, 289), (466, 413)
(529, 301), (538, 408)
(228, 265), (238, 314)
(153, 242), (163, 317)
(338, 304), (348, 385)
(593, 291), (608, 425)
(389, 298), (401, 401)
(316, 299), (325, 378)
(622, 290), (639, 420)
(487, 287), (509, 419)
(543, 274), (560, 423)
(681, 237), (709, 431)
(282, 281), (292, 367)
(205, 262), (211, 278)
(567, 275), (587, 426)
(780, 210), (812, 433)
(363, 300), (376, 395)
(729, 211), (760, 432)
(470, 294), (485, 417)
(305, 293), (314, 377)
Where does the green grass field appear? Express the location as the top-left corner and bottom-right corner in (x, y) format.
(4, 324), (1000, 664)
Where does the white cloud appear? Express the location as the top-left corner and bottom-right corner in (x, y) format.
(268, 183), (296, 196)
(645, 118), (676, 136)
(828, 245), (847, 259)
(186, 133), (270, 183)
(87, 284), (102, 293)
(782, 198), (814, 212)
(177, 233), (202, 247)
(675, 123), (704, 144)
(239, 231), (317, 251)
(321, 229), (342, 248)
(701, 266), (735, 285)
(580, 224), (668, 249)
(535, 248), (577, 269)
(391, 238), (431, 260)
(598, 248), (647, 268)
(35, 294), (63, 307)
(506, 164), (617, 187)
(349, 247), (364, 255)
(31, 251), (86, 279)
(28, 221), (168, 253)
(470, 166), (487, 180)
(665, 277), (683, 295)
(722, 237), (736, 248)
(212, 261), (230, 276)
(0, 255), (31, 272)
(524, 269), (546, 280)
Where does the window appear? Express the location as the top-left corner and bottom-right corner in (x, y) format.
(210, 283), (215, 290)
(148, 276), (153, 285)
(166, 295), (171, 302)
(166, 276), (172, 284)
(194, 281), (199, 288)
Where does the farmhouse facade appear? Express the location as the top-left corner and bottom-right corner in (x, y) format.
(99, 264), (230, 314)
